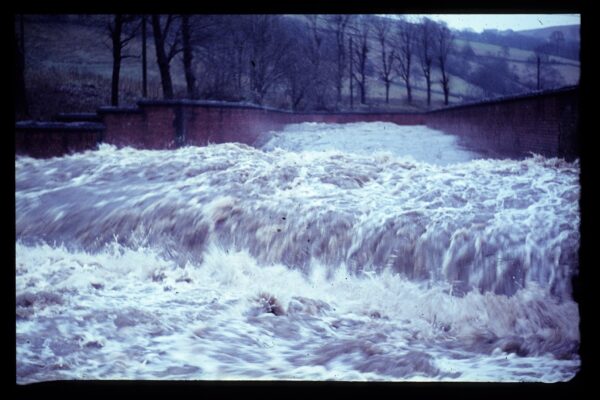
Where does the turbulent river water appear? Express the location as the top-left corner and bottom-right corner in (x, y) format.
(15, 122), (580, 383)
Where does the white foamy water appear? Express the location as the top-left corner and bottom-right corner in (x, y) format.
(16, 123), (580, 383)
(261, 122), (481, 165)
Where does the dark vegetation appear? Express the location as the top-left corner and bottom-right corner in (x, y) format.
(14, 15), (580, 120)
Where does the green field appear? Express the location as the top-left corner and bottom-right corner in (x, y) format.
(455, 38), (578, 65)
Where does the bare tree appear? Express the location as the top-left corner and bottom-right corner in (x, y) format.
(246, 15), (290, 105)
(280, 19), (313, 110)
(196, 38), (236, 100)
(394, 19), (415, 104)
(181, 15), (197, 99)
(373, 16), (395, 104)
(349, 36), (354, 109)
(304, 15), (336, 110)
(141, 15), (148, 98)
(231, 18), (249, 95)
(326, 15), (351, 107)
(305, 15), (325, 108)
(108, 14), (140, 106)
(180, 15), (219, 100)
(435, 23), (454, 106)
(418, 17), (436, 106)
(151, 15), (182, 99)
(350, 16), (370, 105)
(207, 15), (247, 97)
(193, 15), (243, 100)
(282, 54), (310, 110)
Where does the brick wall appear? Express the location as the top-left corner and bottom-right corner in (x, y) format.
(99, 108), (144, 148)
(99, 105), (179, 149)
(15, 87), (578, 160)
(15, 122), (102, 158)
(127, 102), (426, 148)
(426, 86), (579, 160)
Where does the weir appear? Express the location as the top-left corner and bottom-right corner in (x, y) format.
(15, 128), (581, 382)
(15, 119), (580, 383)
(15, 88), (581, 383)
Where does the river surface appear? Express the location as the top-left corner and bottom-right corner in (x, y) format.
(16, 122), (580, 382)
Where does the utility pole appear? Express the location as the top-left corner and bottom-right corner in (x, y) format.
(349, 36), (353, 110)
(142, 15), (148, 98)
(536, 56), (541, 91)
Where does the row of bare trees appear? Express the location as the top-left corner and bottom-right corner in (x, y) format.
(19, 15), (455, 111)
(350, 15), (454, 107)
(106, 14), (191, 105)
(109, 14), (457, 109)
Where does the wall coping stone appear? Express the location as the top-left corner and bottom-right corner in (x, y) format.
(15, 85), (578, 133)
(54, 112), (102, 122)
(97, 106), (143, 114)
(428, 85), (578, 113)
(137, 99), (283, 112)
(137, 99), (427, 116)
(16, 121), (105, 131)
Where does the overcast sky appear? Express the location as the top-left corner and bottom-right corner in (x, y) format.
(401, 14), (580, 32)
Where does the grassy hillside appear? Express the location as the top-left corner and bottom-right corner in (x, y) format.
(455, 38), (579, 66)
(23, 20), (187, 119)
(454, 38), (580, 91)
(517, 24), (580, 42)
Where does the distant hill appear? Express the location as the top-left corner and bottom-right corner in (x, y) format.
(516, 24), (580, 42)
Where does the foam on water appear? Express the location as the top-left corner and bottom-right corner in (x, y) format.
(261, 122), (482, 165)
(15, 123), (580, 382)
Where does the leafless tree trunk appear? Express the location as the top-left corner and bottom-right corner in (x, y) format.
(108, 15), (140, 106)
(181, 15), (220, 100)
(180, 15), (221, 99)
(326, 15), (351, 108)
(181, 15), (197, 99)
(373, 17), (395, 104)
(230, 16), (249, 95)
(285, 63), (307, 110)
(282, 50), (309, 110)
(305, 15), (329, 109)
(151, 15), (181, 99)
(395, 19), (415, 104)
(350, 16), (370, 105)
(435, 24), (454, 106)
(537, 56), (541, 90)
(349, 36), (354, 109)
(247, 15), (290, 105)
(418, 18), (435, 106)
(142, 15), (147, 98)
(234, 40), (246, 94)
(280, 20), (313, 111)
(109, 15), (123, 106)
